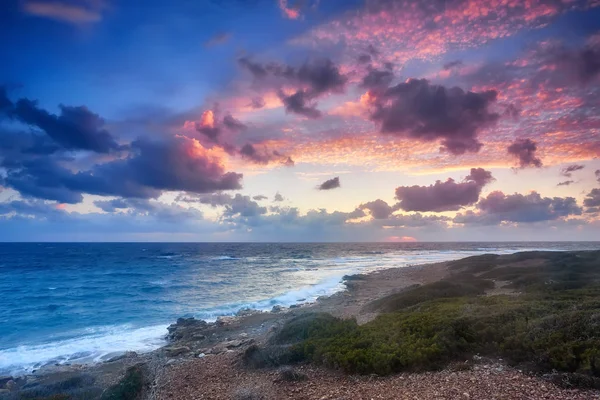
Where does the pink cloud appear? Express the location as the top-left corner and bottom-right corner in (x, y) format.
(278, 0), (300, 19)
(293, 0), (598, 68)
(22, 0), (107, 24)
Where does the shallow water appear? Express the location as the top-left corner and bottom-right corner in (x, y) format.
(1, 242), (598, 375)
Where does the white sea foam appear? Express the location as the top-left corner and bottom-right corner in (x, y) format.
(211, 256), (241, 260)
(0, 324), (168, 376)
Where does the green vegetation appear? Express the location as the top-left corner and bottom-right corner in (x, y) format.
(269, 251), (600, 387)
(100, 365), (145, 400)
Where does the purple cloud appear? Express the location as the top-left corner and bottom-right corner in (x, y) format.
(317, 177), (340, 191)
(368, 79), (499, 155)
(560, 164), (584, 177)
(584, 188), (600, 208)
(359, 199), (395, 219)
(507, 138), (542, 168)
(394, 168), (494, 212)
(455, 191), (582, 224)
(239, 57), (347, 118)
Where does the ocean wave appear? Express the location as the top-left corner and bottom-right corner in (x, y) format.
(210, 256), (241, 261)
(192, 274), (347, 321)
(0, 324), (167, 376)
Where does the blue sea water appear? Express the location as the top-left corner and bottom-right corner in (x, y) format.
(1, 242), (599, 375)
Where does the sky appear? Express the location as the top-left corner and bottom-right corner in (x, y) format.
(0, 0), (599, 242)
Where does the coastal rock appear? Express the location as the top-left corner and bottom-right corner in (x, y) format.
(236, 308), (261, 317)
(271, 305), (283, 313)
(164, 346), (191, 357)
(107, 351), (138, 363)
(216, 316), (236, 326)
(225, 340), (243, 348)
(167, 317), (209, 341)
(5, 380), (16, 391)
(0, 376), (13, 388)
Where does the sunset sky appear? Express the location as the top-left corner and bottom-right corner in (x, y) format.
(1, 0), (599, 241)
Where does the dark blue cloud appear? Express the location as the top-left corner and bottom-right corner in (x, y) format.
(0, 134), (243, 203)
(2, 90), (122, 153)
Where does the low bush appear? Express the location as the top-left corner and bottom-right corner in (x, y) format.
(366, 278), (493, 313)
(279, 251), (600, 387)
(100, 365), (145, 400)
(242, 344), (300, 369)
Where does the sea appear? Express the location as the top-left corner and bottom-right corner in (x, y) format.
(1, 242), (599, 375)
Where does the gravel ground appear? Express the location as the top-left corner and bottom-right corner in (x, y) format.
(152, 352), (600, 400)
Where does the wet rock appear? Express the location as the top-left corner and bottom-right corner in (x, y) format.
(5, 380), (16, 391)
(107, 351), (138, 363)
(167, 317), (209, 340)
(237, 308), (261, 317)
(271, 305), (283, 313)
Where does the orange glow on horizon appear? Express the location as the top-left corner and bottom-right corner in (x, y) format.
(387, 236), (418, 242)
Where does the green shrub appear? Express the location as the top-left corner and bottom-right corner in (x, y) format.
(281, 251), (600, 387)
(366, 278), (493, 313)
(242, 344), (301, 369)
(100, 365), (145, 400)
(271, 313), (346, 344)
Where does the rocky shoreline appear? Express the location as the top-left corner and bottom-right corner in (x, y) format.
(2, 256), (600, 399)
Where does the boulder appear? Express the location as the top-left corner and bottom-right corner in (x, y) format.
(0, 376), (13, 388)
(271, 305), (283, 313)
(5, 380), (16, 391)
(167, 317), (209, 340)
(236, 308), (261, 317)
(216, 316), (236, 326)
(163, 346), (191, 357)
(225, 340), (243, 348)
